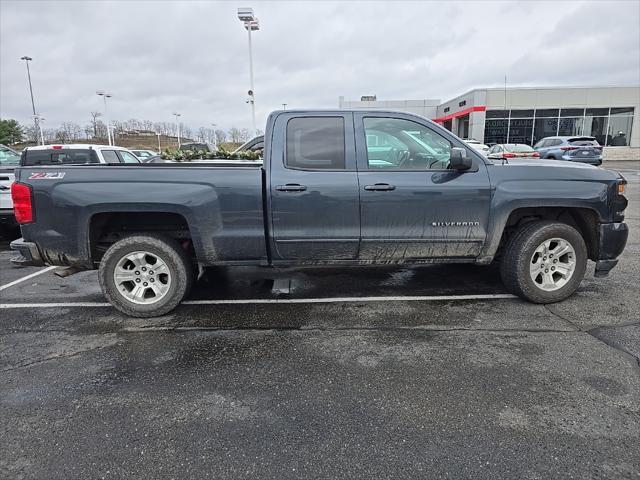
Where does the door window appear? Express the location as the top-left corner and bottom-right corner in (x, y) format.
(118, 151), (140, 163)
(101, 150), (120, 163)
(364, 117), (451, 170)
(286, 117), (345, 170)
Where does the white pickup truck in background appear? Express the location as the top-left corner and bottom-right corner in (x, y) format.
(0, 144), (21, 227)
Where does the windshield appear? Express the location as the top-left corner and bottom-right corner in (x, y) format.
(0, 147), (21, 167)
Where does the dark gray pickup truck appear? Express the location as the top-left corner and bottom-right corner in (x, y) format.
(11, 110), (629, 317)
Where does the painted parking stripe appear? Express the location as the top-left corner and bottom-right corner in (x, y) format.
(0, 266), (57, 292)
(0, 293), (516, 309)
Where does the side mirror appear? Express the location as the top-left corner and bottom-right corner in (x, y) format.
(450, 147), (472, 170)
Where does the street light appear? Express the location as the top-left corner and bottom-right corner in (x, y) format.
(156, 132), (162, 153)
(20, 56), (40, 144)
(211, 123), (217, 150)
(96, 90), (113, 146)
(172, 112), (181, 148)
(237, 8), (260, 136)
(282, 103), (287, 110)
(33, 115), (45, 145)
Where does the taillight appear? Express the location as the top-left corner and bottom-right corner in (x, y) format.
(52, 145), (63, 150)
(502, 153), (516, 158)
(532, 152), (540, 157)
(561, 146), (578, 151)
(11, 182), (34, 224)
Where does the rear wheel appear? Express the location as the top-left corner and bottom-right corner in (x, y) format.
(98, 234), (193, 317)
(500, 221), (587, 303)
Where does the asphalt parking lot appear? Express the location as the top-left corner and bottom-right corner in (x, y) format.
(1, 162), (639, 480)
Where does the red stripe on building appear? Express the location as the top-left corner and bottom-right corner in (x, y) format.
(433, 106), (486, 123)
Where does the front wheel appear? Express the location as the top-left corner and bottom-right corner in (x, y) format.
(98, 234), (193, 317)
(500, 221), (587, 303)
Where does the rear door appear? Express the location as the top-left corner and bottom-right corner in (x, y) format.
(355, 113), (492, 262)
(269, 113), (360, 262)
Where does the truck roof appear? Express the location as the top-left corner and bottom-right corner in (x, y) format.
(25, 144), (132, 151)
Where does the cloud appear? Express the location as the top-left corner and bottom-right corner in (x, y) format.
(1, 0), (638, 133)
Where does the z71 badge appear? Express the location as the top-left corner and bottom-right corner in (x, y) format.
(28, 172), (66, 179)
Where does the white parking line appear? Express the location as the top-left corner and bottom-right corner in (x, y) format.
(0, 293), (516, 309)
(0, 266), (57, 292)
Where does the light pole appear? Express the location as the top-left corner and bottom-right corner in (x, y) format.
(172, 112), (181, 148)
(237, 8), (259, 136)
(96, 90), (113, 146)
(20, 56), (40, 144)
(33, 115), (45, 145)
(156, 132), (162, 152)
(211, 123), (217, 149)
(282, 103), (287, 110)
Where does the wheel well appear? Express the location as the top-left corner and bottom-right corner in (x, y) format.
(89, 212), (194, 263)
(498, 207), (599, 260)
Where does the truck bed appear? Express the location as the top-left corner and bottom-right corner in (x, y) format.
(16, 163), (267, 267)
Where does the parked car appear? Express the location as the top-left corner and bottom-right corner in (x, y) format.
(463, 139), (490, 156)
(131, 149), (158, 159)
(143, 155), (174, 163)
(179, 142), (216, 153)
(534, 136), (603, 165)
(233, 135), (264, 155)
(0, 144), (21, 226)
(10, 110), (628, 317)
(21, 144), (141, 165)
(487, 143), (540, 160)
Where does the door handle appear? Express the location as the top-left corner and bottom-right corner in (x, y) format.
(276, 184), (307, 192)
(364, 183), (396, 191)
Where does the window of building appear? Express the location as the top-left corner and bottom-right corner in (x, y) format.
(607, 115), (634, 146)
(507, 118), (533, 144)
(533, 118), (559, 145)
(484, 119), (508, 145)
(485, 110), (509, 119)
(535, 109), (560, 118)
(509, 110), (534, 118)
(560, 108), (585, 117)
(363, 117), (451, 170)
(610, 107), (634, 115)
(583, 116), (608, 146)
(586, 108), (609, 117)
(558, 117), (584, 137)
(286, 117), (345, 169)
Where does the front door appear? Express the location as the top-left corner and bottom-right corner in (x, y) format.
(269, 113), (360, 262)
(354, 113), (492, 262)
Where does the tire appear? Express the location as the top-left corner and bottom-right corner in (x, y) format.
(98, 234), (194, 317)
(500, 221), (587, 303)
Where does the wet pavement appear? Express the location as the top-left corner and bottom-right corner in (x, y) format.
(1, 162), (639, 479)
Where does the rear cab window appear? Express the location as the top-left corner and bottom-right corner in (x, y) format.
(22, 149), (99, 166)
(286, 117), (345, 170)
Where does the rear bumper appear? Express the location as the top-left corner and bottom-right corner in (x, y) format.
(561, 154), (602, 165)
(594, 222), (628, 277)
(10, 238), (45, 267)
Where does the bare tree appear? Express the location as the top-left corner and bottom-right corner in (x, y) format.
(228, 127), (242, 143)
(240, 128), (251, 142)
(215, 129), (227, 144)
(90, 111), (102, 138)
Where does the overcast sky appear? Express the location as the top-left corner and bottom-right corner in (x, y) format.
(1, 0), (639, 133)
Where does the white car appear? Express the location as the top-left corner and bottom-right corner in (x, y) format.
(131, 149), (158, 159)
(22, 144), (140, 165)
(0, 144), (21, 226)
(463, 139), (490, 156)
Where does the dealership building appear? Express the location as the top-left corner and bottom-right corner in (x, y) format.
(339, 85), (639, 150)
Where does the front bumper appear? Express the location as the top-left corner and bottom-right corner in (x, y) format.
(594, 222), (628, 277)
(10, 238), (45, 267)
